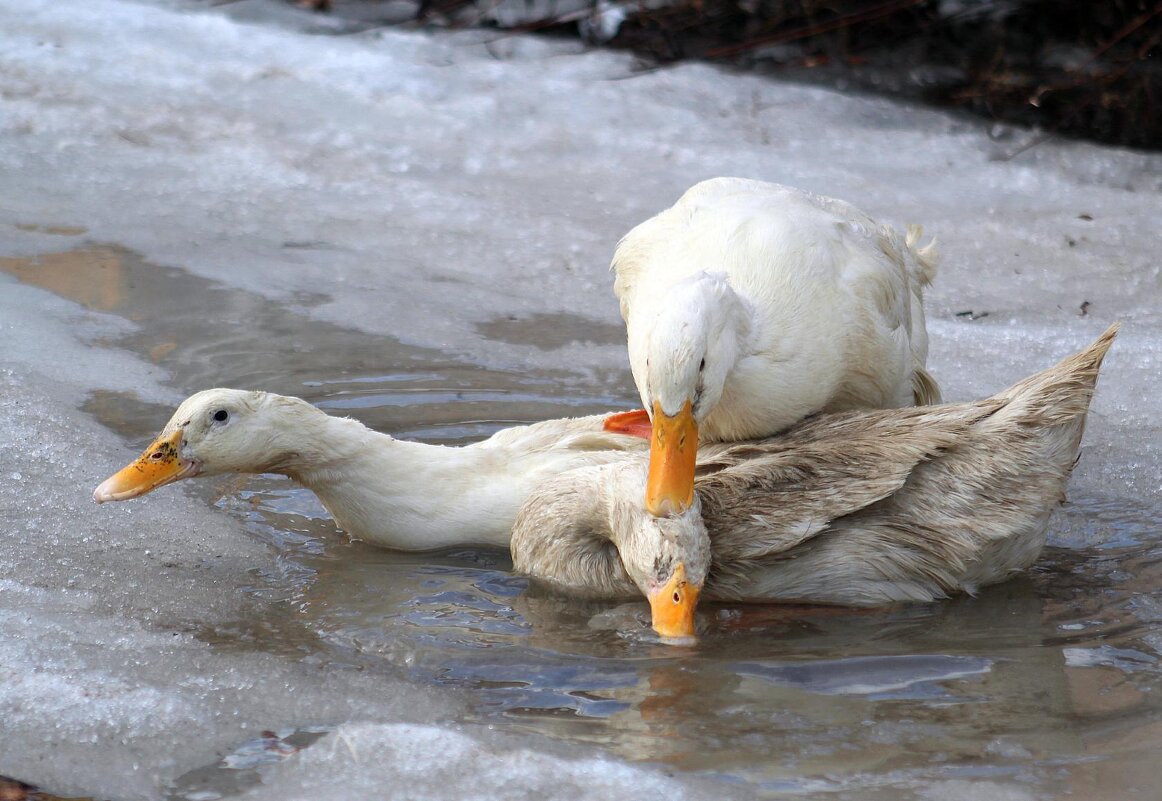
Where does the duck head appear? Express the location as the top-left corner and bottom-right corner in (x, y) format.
(608, 464), (712, 640)
(93, 388), (312, 502)
(640, 272), (747, 517)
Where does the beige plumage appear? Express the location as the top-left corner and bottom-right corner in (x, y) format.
(512, 325), (1117, 637)
(93, 390), (644, 550)
(612, 177), (940, 515)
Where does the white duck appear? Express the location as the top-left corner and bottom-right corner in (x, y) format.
(612, 177), (940, 515)
(515, 325), (1116, 639)
(93, 389), (644, 550)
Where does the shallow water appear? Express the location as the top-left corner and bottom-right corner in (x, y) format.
(192, 487), (1162, 798)
(159, 480), (1162, 799)
(9, 245), (1162, 799)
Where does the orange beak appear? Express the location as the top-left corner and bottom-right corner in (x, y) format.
(646, 562), (700, 640)
(645, 399), (698, 517)
(92, 428), (197, 503)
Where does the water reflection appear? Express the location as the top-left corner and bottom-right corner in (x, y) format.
(220, 477), (1162, 796)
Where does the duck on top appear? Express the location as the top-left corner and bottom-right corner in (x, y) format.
(611, 177), (940, 517)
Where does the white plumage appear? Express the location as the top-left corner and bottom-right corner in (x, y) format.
(93, 389), (644, 551)
(611, 177), (940, 514)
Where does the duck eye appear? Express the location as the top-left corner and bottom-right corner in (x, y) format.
(698, 358), (705, 372)
(212, 409), (229, 423)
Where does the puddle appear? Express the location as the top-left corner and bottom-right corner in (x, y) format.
(1, 243), (637, 442)
(7, 242), (1162, 798)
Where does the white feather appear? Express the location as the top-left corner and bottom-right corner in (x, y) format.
(613, 177), (940, 439)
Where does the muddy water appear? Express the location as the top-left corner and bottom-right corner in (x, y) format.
(8, 245), (1162, 799)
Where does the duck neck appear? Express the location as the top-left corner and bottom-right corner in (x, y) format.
(512, 466), (639, 598)
(278, 409), (514, 550)
(605, 473), (713, 600)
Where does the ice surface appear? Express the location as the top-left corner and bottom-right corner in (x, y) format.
(0, 283), (466, 800)
(234, 722), (745, 801)
(1, 0), (1160, 798)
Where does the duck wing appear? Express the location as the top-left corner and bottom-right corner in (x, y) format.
(693, 403), (998, 563)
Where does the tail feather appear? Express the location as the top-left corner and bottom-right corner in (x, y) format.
(988, 322), (1118, 428)
(905, 224), (939, 287)
(912, 365), (942, 406)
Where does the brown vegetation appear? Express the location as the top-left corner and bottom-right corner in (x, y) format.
(586, 0), (1160, 149)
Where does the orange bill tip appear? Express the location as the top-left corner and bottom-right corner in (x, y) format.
(647, 562), (700, 640)
(93, 428), (196, 503)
